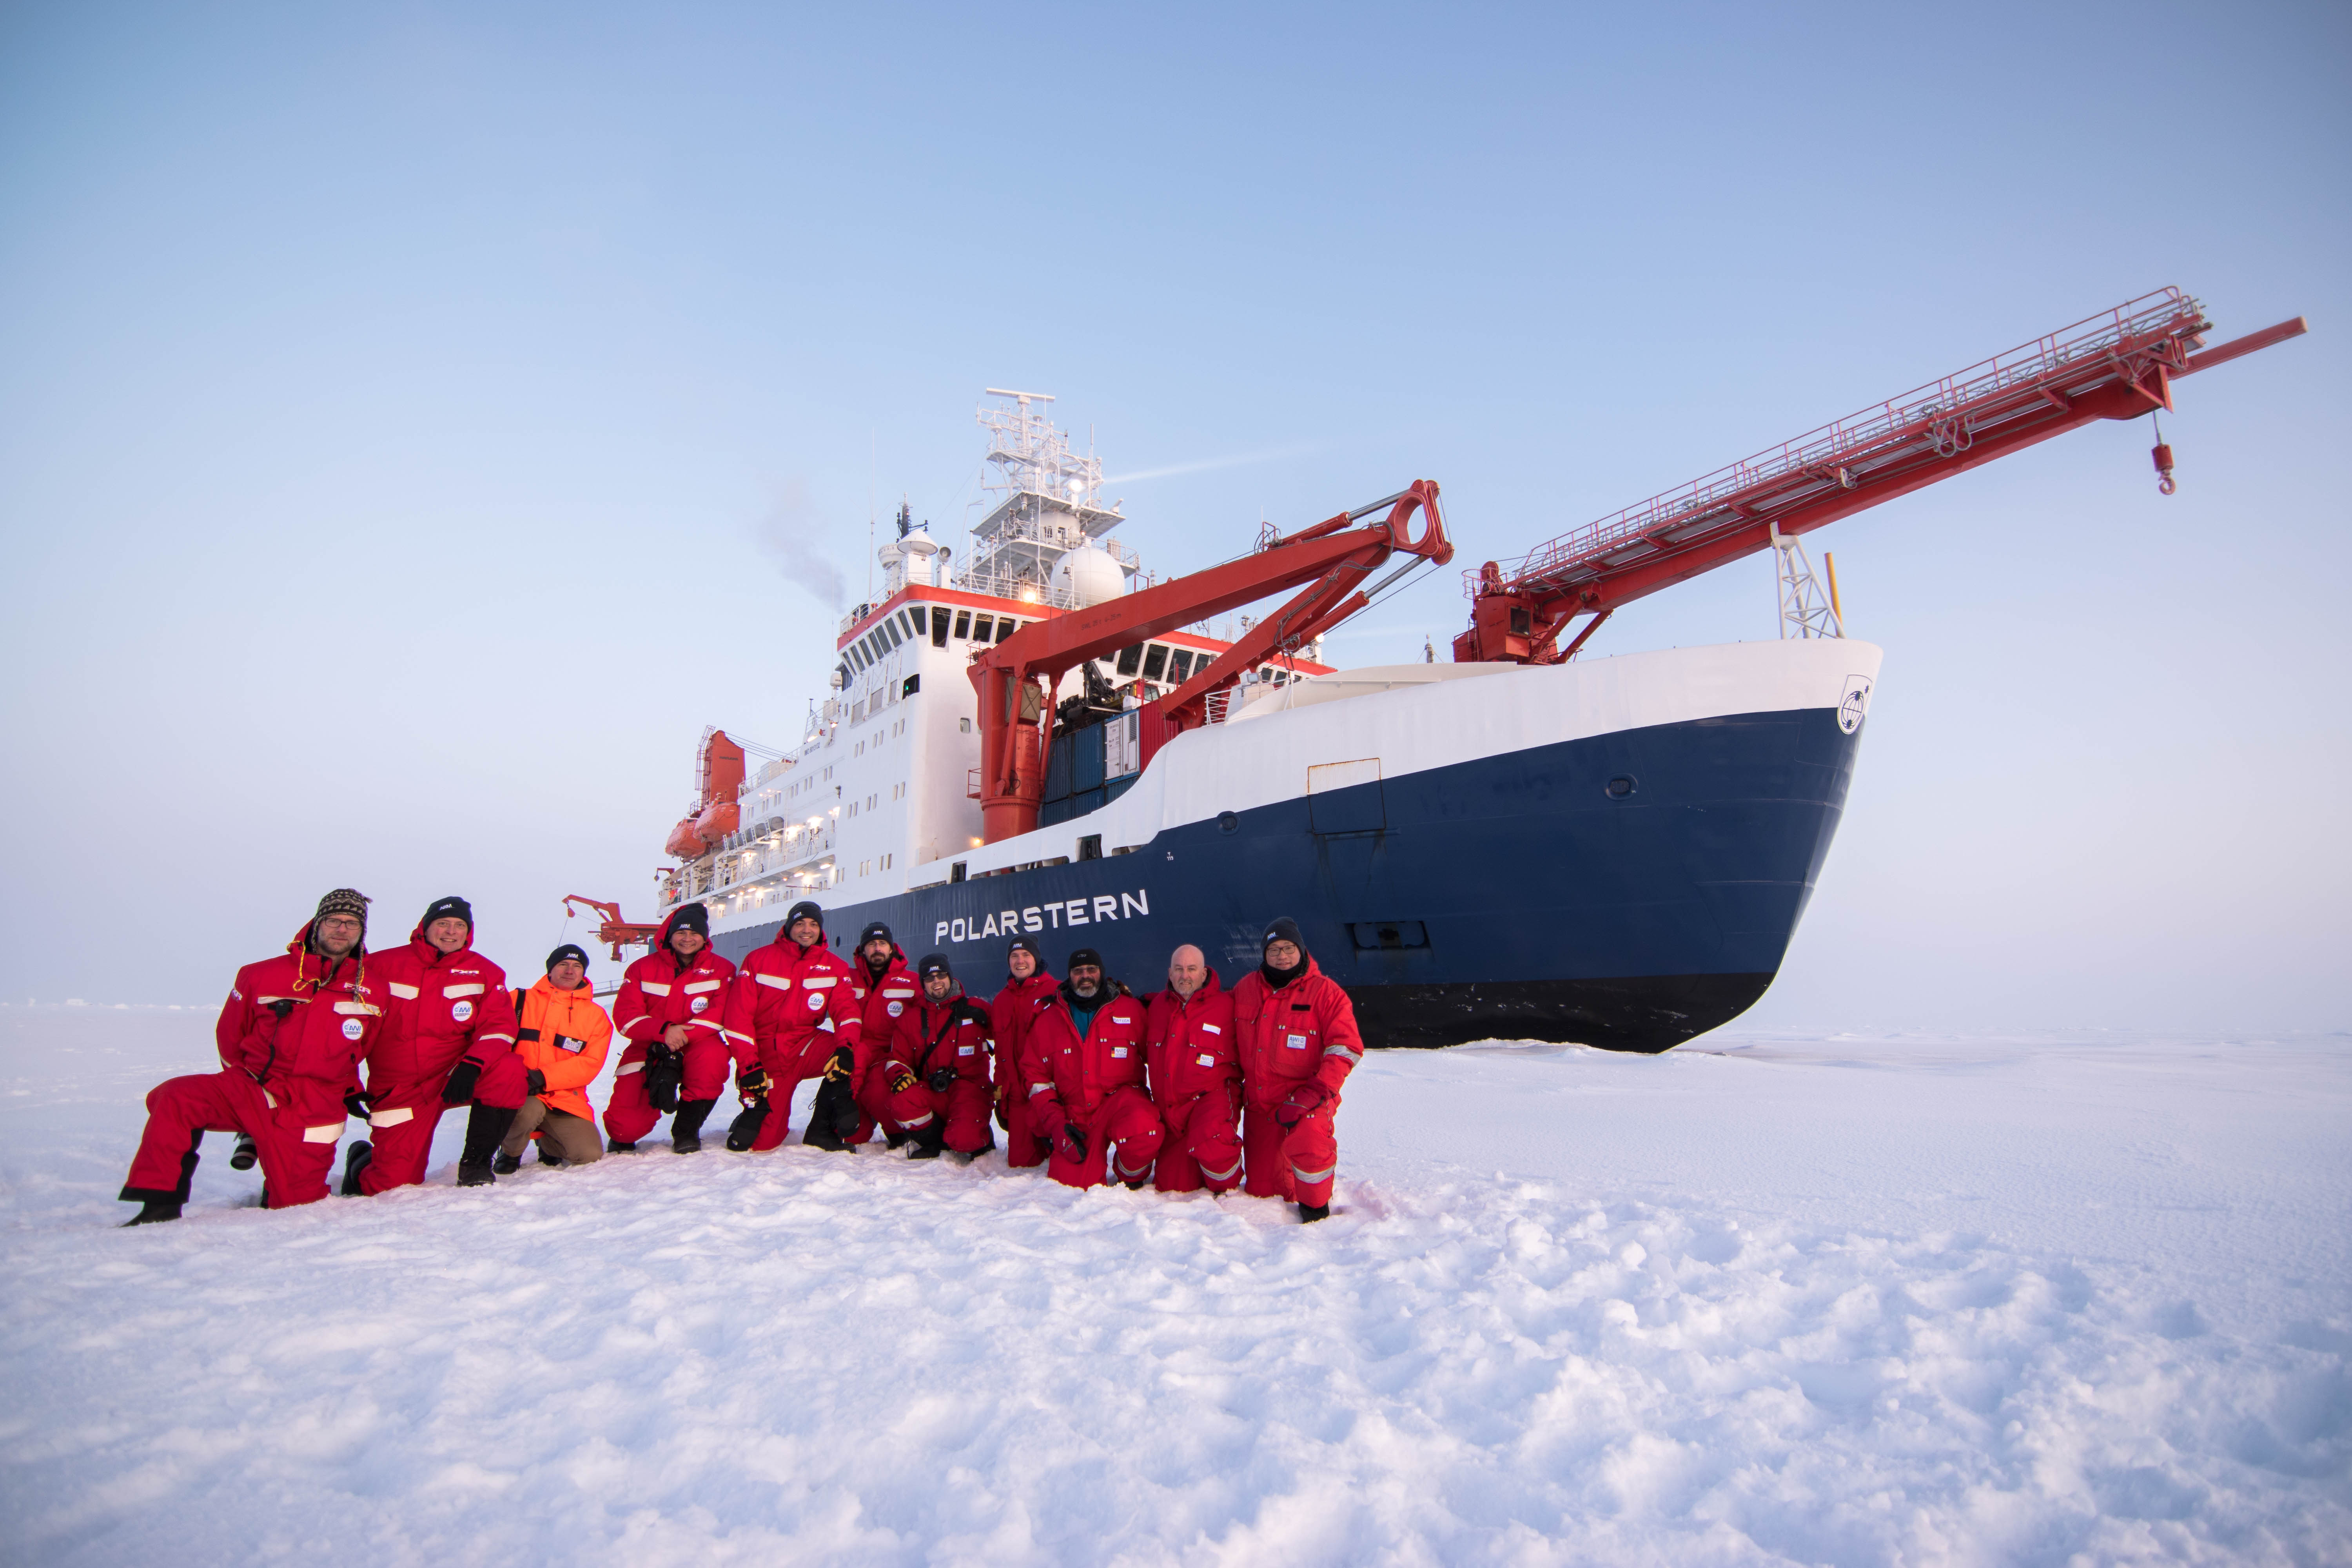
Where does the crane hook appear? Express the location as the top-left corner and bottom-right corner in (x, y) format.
(2151, 412), (2177, 496)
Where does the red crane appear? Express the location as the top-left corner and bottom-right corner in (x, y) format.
(1455, 289), (2309, 664)
(969, 481), (1454, 842)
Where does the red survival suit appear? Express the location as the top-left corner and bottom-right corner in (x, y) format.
(1021, 980), (1164, 1189)
(604, 908), (737, 1145)
(1144, 972), (1243, 1194)
(879, 990), (995, 1153)
(990, 965), (1059, 1167)
(1231, 955), (1363, 1209)
(123, 924), (388, 1210)
(850, 946), (920, 1143)
(356, 923), (525, 1192)
(720, 922), (864, 1150)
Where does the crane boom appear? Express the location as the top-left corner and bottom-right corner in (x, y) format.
(970, 481), (1452, 842)
(1456, 289), (2309, 662)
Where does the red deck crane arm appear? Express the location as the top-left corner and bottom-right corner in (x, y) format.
(1457, 291), (2308, 663)
(968, 480), (1451, 843)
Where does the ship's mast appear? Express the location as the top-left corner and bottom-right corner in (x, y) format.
(962, 390), (1135, 605)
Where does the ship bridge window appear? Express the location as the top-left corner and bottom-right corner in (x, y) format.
(996, 618), (1020, 642)
(971, 614), (994, 642)
(1142, 645), (1169, 681)
(931, 610), (950, 648)
(1169, 649), (1196, 681)
(882, 621), (902, 651)
(1115, 644), (1143, 677)
(954, 610), (973, 640)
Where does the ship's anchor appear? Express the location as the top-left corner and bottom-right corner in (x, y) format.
(2151, 412), (2177, 495)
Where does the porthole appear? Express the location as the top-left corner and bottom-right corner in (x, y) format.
(1605, 775), (1637, 799)
(1216, 811), (1240, 834)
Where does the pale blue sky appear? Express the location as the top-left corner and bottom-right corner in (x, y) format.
(3, 2), (2345, 1026)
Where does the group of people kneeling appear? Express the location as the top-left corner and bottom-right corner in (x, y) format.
(118, 887), (1359, 1227)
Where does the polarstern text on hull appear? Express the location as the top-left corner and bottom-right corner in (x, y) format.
(936, 889), (1153, 948)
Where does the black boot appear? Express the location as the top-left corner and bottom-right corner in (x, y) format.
(119, 1129), (202, 1223)
(456, 1103), (516, 1187)
(607, 1137), (637, 1153)
(885, 1128), (913, 1151)
(725, 1102), (769, 1152)
(492, 1151), (522, 1175)
(339, 1140), (373, 1196)
(671, 1098), (716, 1154)
(1299, 1202), (1330, 1223)
(806, 1081), (857, 1151)
(906, 1123), (948, 1161)
(229, 1131), (258, 1171)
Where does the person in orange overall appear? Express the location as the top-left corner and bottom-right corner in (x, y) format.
(1231, 916), (1363, 1222)
(989, 935), (1058, 1168)
(492, 944), (613, 1172)
(119, 888), (387, 1222)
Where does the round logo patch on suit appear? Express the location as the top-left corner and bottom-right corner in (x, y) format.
(341, 1018), (365, 1040)
(887, 1001), (904, 1017)
(451, 1000), (474, 1022)
(808, 993), (826, 1011)
(690, 996), (709, 1014)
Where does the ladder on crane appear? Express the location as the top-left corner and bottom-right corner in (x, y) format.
(1455, 289), (2308, 664)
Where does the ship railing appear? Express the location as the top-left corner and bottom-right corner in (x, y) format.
(1203, 690), (1234, 725)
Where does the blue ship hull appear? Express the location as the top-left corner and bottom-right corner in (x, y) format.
(710, 704), (1861, 1052)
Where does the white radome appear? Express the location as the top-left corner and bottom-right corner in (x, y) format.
(1051, 544), (1126, 607)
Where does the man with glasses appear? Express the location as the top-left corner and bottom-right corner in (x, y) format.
(119, 888), (388, 1223)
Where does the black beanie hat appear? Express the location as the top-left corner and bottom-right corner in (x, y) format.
(546, 943), (590, 972)
(1261, 916), (1306, 957)
(668, 902), (710, 939)
(421, 895), (474, 935)
(858, 921), (894, 949)
(1007, 933), (1042, 962)
(917, 952), (953, 982)
(1067, 947), (1105, 972)
(313, 887), (370, 936)
(784, 900), (824, 932)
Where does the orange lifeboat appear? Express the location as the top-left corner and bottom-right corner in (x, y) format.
(661, 728), (751, 860)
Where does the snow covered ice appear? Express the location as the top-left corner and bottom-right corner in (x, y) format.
(3, 1007), (2347, 1565)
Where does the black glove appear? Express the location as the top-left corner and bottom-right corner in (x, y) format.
(737, 1067), (771, 1103)
(886, 1063), (917, 1093)
(343, 1089), (370, 1118)
(441, 1059), (482, 1107)
(822, 1045), (855, 1084)
(525, 1068), (547, 1096)
(644, 1046), (682, 1113)
(927, 1066), (958, 1093)
(266, 1000), (296, 1021)
(1059, 1122), (1090, 1163)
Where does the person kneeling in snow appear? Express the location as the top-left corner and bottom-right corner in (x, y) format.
(1020, 948), (1164, 1190)
(878, 954), (996, 1161)
(492, 944), (612, 1173)
(1233, 917), (1362, 1223)
(119, 889), (388, 1223)
(719, 900), (866, 1153)
(346, 896), (527, 1194)
(604, 903), (736, 1154)
(1144, 944), (1244, 1195)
